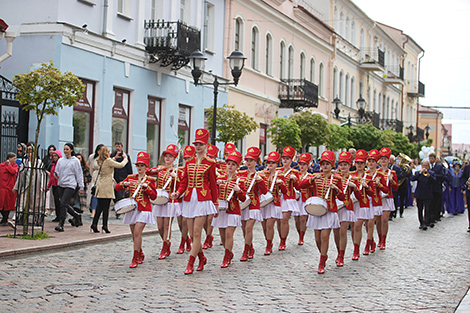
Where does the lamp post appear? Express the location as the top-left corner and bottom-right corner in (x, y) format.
(356, 94), (366, 124)
(190, 49), (246, 145)
(424, 124), (430, 140)
(333, 97), (342, 119)
(408, 125), (414, 142)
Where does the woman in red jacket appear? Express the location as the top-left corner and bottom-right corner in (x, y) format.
(115, 152), (157, 268)
(0, 152), (18, 225)
(172, 129), (219, 275)
(293, 152), (314, 245)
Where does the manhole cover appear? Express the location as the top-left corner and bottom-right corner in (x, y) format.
(46, 283), (100, 294)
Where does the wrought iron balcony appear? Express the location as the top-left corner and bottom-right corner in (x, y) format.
(384, 66), (405, 85)
(407, 80), (425, 98)
(360, 48), (385, 71)
(417, 127), (425, 141)
(144, 20), (200, 70)
(358, 110), (381, 129)
(381, 119), (403, 133)
(279, 79), (318, 110)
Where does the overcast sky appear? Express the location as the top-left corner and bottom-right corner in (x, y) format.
(352, 0), (470, 143)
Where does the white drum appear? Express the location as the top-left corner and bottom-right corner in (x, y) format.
(380, 191), (388, 199)
(239, 197), (251, 210)
(218, 200), (229, 211)
(115, 198), (137, 214)
(295, 190), (301, 200)
(259, 192), (274, 207)
(151, 189), (169, 205)
(336, 199), (345, 210)
(350, 193), (358, 204)
(304, 197), (328, 217)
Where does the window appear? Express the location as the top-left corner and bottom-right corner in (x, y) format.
(386, 97), (390, 119)
(74, 79), (95, 157)
(367, 86), (371, 110)
(339, 70), (344, 100)
(345, 16), (350, 41)
(374, 89), (377, 112)
(309, 58), (315, 83)
(178, 105), (191, 148)
(147, 97), (161, 168)
(334, 7), (339, 31)
(288, 46), (294, 80)
(333, 67), (338, 98)
(300, 53), (306, 80)
(391, 99), (395, 119)
(265, 34), (273, 75)
(251, 27), (259, 70)
(359, 81), (363, 99)
(340, 11), (345, 37)
(280, 42), (286, 79)
(118, 0), (131, 17)
(180, 0), (191, 24)
(203, 2), (215, 52)
(112, 88), (130, 151)
(260, 123), (267, 159)
(351, 77), (355, 108)
(345, 74), (350, 107)
(351, 20), (356, 45)
(360, 28), (365, 61)
(318, 63), (324, 97)
(234, 18), (243, 51)
(378, 92), (382, 114)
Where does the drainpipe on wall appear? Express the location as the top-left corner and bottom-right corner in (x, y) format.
(0, 31), (16, 63)
(415, 50), (425, 130)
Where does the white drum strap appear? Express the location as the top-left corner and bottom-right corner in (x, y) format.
(359, 173), (366, 191)
(343, 175), (351, 194)
(246, 173), (257, 193)
(324, 175), (334, 200)
(386, 169), (391, 187)
(269, 171), (279, 193)
(226, 177), (240, 201)
(132, 176), (147, 198)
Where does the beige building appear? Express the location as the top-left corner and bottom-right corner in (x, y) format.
(417, 104), (443, 157)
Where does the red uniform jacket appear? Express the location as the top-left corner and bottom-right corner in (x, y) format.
(350, 171), (375, 208)
(217, 174), (246, 215)
(216, 162), (227, 176)
(260, 170), (287, 207)
(238, 170), (267, 210)
(366, 170), (388, 206)
(378, 167), (398, 198)
(115, 174), (157, 212)
(147, 165), (183, 204)
(298, 173), (345, 212)
(177, 156), (219, 205)
(0, 161), (18, 211)
(337, 173), (359, 211)
(295, 172), (313, 202)
(279, 167), (300, 200)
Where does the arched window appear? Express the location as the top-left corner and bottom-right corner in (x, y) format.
(407, 61), (411, 81)
(351, 20), (356, 45)
(340, 11), (345, 36)
(345, 74), (350, 107)
(346, 16), (350, 41)
(300, 52), (306, 80)
(319, 63), (324, 97)
(334, 7), (339, 31)
(360, 28), (365, 61)
(359, 81), (363, 99)
(367, 86), (371, 110)
(339, 70), (344, 100)
(391, 99), (395, 119)
(351, 77), (355, 108)
(280, 41), (286, 79)
(310, 58), (315, 83)
(251, 27), (259, 70)
(386, 97), (390, 119)
(234, 18), (243, 51)
(288, 46), (294, 80)
(265, 34), (273, 76)
(333, 66), (338, 98)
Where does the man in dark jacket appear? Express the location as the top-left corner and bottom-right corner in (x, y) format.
(461, 162), (470, 232)
(410, 160), (435, 230)
(111, 142), (133, 218)
(428, 153), (445, 224)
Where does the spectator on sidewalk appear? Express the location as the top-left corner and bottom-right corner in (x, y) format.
(0, 153), (18, 226)
(110, 142), (132, 219)
(71, 153), (92, 214)
(16, 143), (26, 166)
(43, 144), (56, 217)
(410, 160), (435, 230)
(46, 149), (62, 222)
(87, 144), (104, 219)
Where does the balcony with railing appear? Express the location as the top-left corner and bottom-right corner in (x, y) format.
(279, 79), (318, 110)
(407, 81), (425, 98)
(144, 20), (200, 70)
(360, 48), (385, 71)
(384, 66), (405, 85)
(381, 119), (403, 133)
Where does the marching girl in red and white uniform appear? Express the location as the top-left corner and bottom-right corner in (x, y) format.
(365, 149), (388, 255)
(212, 150), (246, 268)
(172, 129), (219, 275)
(332, 151), (359, 267)
(377, 147), (398, 250)
(201, 144), (220, 250)
(350, 149), (375, 260)
(260, 151), (286, 255)
(238, 147), (267, 261)
(115, 152), (157, 268)
(147, 144), (181, 259)
(298, 151), (345, 274)
(293, 152), (313, 245)
(277, 146), (301, 251)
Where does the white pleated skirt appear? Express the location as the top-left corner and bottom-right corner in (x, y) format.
(261, 202), (282, 220)
(368, 196), (383, 216)
(241, 208), (263, 222)
(123, 209), (155, 225)
(338, 207), (357, 223)
(382, 197), (395, 212)
(153, 202), (182, 218)
(281, 197), (300, 214)
(292, 200), (308, 217)
(212, 211), (241, 228)
(307, 211), (340, 230)
(182, 188), (217, 218)
(354, 202), (374, 220)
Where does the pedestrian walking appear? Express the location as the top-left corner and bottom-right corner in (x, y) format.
(447, 163), (465, 215)
(46, 149), (62, 222)
(0, 152), (18, 226)
(43, 144), (56, 216)
(428, 153), (445, 224)
(293, 153), (313, 246)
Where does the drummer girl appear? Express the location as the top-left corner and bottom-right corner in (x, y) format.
(332, 151), (358, 267)
(115, 152), (157, 268)
(172, 129), (219, 275)
(293, 153), (314, 245)
(239, 147), (267, 261)
(350, 150), (375, 260)
(201, 144), (220, 250)
(298, 150), (345, 274)
(377, 147), (398, 250)
(212, 150), (246, 268)
(365, 149), (388, 255)
(278, 146), (300, 251)
(147, 144), (180, 260)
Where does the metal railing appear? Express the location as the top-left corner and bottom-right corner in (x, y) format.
(279, 79), (319, 109)
(381, 119), (403, 133)
(361, 48), (384, 67)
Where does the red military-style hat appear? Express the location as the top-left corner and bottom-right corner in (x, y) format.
(298, 152), (313, 165)
(162, 144), (179, 158)
(355, 149), (368, 163)
(135, 151), (150, 167)
(368, 149), (380, 161)
(282, 146), (295, 159)
(226, 150), (242, 165)
(320, 150), (335, 165)
(379, 147), (392, 158)
(206, 145), (219, 158)
(267, 151), (281, 163)
(224, 143), (236, 154)
(193, 128), (210, 145)
(338, 151), (352, 164)
(245, 146), (261, 161)
(183, 145), (195, 159)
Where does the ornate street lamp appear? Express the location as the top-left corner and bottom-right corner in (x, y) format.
(333, 97), (342, 119)
(424, 124), (430, 140)
(356, 94), (366, 123)
(408, 125), (414, 142)
(190, 49), (246, 145)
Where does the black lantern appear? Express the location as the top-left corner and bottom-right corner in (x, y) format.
(227, 50), (246, 86)
(424, 125), (430, 140)
(333, 97), (342, 119)
(408, 125), (414, 142)
(189, 50), (207, 86)
(356, 95), (366, 120)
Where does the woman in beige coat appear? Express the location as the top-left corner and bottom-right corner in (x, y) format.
(91, 146), (128, 233)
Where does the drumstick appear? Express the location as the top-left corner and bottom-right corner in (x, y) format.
(167, 146), (182, 241)
(226, 177), (240, 201)
(162, 170), (173, 190)
(386, 168), (391, 187)
(324, 174), (334, 200)
(359, 173), (365, 191)
(131, 176), (147, 198)
(246, 173), (257, 194)
(343, 175), (351, 194)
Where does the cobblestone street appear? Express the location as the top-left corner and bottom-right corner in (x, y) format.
(1, 206), (470, 312)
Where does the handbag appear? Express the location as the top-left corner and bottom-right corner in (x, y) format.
(91, 163), (103, 196)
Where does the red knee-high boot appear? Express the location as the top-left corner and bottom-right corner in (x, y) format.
(184, 255), (196, 275)
(352, 243), (360, 260)
(221, 249), (233, 268)
(196, 252), (207, 271)
(264, 240), (273, 255)
(240, 244), (250, 262)
(129, 250), (139, 268)
(177, 237), (185, 254)
(248, 244), (255, 259)
(298, 231), (305, 245)
(318, 255), (328, 274)
(337, 250), (345, 267)
(380, 234), (387, 250)
(363, 239), (371, 255)
(158, 241), (168, 259)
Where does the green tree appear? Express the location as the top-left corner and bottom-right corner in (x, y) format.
(204, 104), (258, 144)
(290, 111), (330, 151)
(325, 124), (353, 151)
(389, 131), (414, 157)
(349, 123), (382, 151)
(267, 117), (301, 151)
(13, 61), (84, 234)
